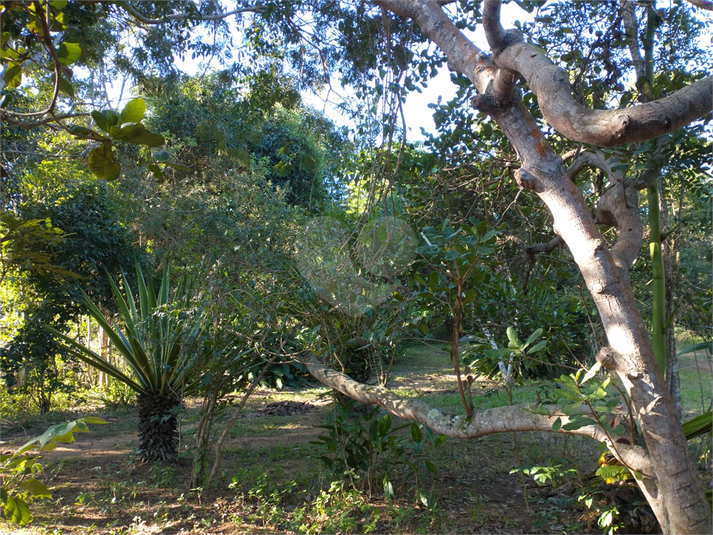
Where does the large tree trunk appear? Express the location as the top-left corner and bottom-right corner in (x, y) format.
(314, 1), (711, 532)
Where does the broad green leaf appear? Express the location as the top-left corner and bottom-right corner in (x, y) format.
(148, 164), (163, 178)
(4, 496), (31, 525)
(101, 110), (120, 129)
(91, 110), (108, 132)
(462, 288), (477, 304)
(56, 41), (81, 65)
(444, 249), (460, 261)
(4, 63), (21, 89)
(58, 75), (74, 98)
(88, 144), (121, 180)
(554, 388), (581, 402)
(129, 131), (164, 148)
(67, 125), (96, 137)
(562, 415), (596, 431)
(19, 479), (51, 498)
(533, 404), (551, 415)
(528, 340), (547, 353)
(506, 326), (520, 349)
(120, 98), (146, 124)
(552, 416), (562, 431)
(561, 402), (582, 415)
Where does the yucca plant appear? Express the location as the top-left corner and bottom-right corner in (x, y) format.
(49, 263), (207, 463)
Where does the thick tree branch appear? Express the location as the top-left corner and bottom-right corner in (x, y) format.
(375, 0), (483, 80)
(306, 355), (654, 476)
(482, 0), (519, 105)
(494, 42), (713, 147)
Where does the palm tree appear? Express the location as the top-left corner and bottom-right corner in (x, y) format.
(50, 263), (207, 463)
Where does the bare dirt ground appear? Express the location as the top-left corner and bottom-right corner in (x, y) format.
(3, 344), (706, 534)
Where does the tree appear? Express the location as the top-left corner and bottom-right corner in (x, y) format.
(50, 264), (209, 463)
(1, 177), (144, 412)
(2, 0), (711, 531)
(308, 2), (712, 533)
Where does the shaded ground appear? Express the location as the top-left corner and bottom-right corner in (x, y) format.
(1, 342), (709, 534)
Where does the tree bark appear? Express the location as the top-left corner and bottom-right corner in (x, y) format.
(327, 1), (712, 532)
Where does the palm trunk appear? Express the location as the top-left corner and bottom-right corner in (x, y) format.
(137, 392), (181, 463)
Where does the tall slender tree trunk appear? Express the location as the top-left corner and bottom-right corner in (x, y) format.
(659, 177), (682, 421)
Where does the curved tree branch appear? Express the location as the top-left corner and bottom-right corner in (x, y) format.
(494, 41), (712, 147)
(482, 0), (519, 105)
(306, 354), (654, 476)
(568, 150), (642, 272)
(121, 1), (266, 25)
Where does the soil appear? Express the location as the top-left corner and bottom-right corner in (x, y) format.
(1, 349), (690, 534)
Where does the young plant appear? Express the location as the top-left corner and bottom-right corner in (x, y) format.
(1, 417), (106, 526)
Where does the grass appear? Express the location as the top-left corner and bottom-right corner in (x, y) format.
(1, 337), (710, 534)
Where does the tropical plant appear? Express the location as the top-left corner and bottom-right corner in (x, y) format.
(49, 263), (208, 462)
(1, 417), (107, 526)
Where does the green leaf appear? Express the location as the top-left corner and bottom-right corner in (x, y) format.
(164, 161), (190, 171)
(80, 417), (108, 425)
(581, 362), (602, 384)
(562, 415), (596, 431)
(67, 125), (97, 137)
(528, 340), (547, 353)
(462, 288), (477, 304)
(524, 328), (543, 348)
(444, 249), (460, 261)
(88, 144), (121, 180)
(56, 41), (81, 65)
(129, 131), (164, 148)
(58, 75), (74, 98)
(683, 411), (712, 440)
(4, 496), (31, 525)
(19, 479), (51, 498)
(148, 164), (163, 178)
(411, 423), (422, 443)
(533, 404), (551, 415)
(506, 326), (520, 349)
(554, 388), (581, 402)
(120, 98), (146, 124)
(561, 402), (582, 415)
(154, 150), (171, 162)
(552, 417), (562, 431)
(4, 63), (21, 89)
(91, 110), (108, 132)
(677, 342), (712, 357)
(102, 110), (120, 129)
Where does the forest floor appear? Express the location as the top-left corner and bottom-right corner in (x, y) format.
(1, 342), (710, 535)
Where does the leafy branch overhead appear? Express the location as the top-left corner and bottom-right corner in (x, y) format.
(65, 97), (187, 181)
